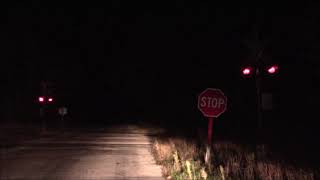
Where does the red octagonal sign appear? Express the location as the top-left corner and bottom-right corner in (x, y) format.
(198, 88), (227, 118)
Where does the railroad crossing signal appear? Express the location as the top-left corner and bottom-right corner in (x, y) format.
(241, 64), (279, 77)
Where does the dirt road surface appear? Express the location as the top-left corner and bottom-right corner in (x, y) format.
(0, 125), (164, 180)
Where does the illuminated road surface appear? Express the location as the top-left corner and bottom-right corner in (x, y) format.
(1, 125), (164, 180)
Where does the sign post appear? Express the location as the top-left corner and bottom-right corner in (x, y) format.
(207, 117), (213, 145)
(58, 107), (68, 133)
(198, 88), (227, 164)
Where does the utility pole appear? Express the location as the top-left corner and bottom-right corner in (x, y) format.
(39, 80), (54, 133)
(255, 49), (264, 132)
(40, 81), (48, 133)
(244, 26), (265, 132)
(242, 35), (279, 179)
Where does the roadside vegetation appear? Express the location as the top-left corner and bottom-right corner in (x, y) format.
(151, 128), (319, 180)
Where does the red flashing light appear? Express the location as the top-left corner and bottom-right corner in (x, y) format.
(243, 68), (251, 75)
(242, 67), (253, 76)
(267, 65), (279, 74)
(48, 98), (53, 102)
(39, 97), (45, 103)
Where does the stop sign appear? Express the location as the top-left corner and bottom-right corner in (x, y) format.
(198, 88), (227, 118)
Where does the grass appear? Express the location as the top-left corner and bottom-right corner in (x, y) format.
(151, 130), (319, 180)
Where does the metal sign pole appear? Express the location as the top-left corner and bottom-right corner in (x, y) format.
(40, 106), (46, 133)
(59, 107), (67, 133)
(198, 89), (227, 167)
(207, 117), (213, 145)
(61, 115), (65, 133)
(205, 117), (214, 166)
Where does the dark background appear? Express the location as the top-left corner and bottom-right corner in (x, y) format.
(1, 2), (319, 165)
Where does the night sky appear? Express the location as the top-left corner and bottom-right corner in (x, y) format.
(1, 3), (320, 150)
